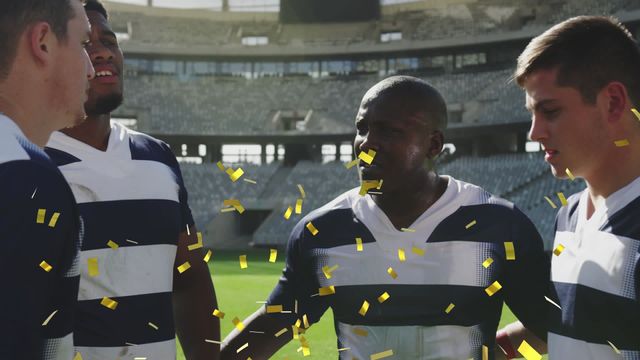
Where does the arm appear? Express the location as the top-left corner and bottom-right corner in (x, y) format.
(499, 208), (551, 357)
(173, 229), (220, 360)
(495, 321), (547, 359)
(221, 307), (295, 359)
(0, 163), (78, 359)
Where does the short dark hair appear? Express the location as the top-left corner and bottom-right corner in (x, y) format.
(366, 75), (448, 131)
(0, 0), (80, 80)
(515, 16), (640, 106)
(84, 0), (109, 20)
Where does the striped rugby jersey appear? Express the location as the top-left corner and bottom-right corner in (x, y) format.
(45, 121), (194, 360)
(267, 176), (550, 359)
(0, 115), (81, 360)
(549, 178), (640, 359)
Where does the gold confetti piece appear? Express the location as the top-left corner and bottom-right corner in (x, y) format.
(42, 309), (58, 326)
(39, 260), (52, 272)
(232, 317), (245, 331)
(387, 267), (398, 279)
(303, 314), (310, 328)
(485, 281), (502, 297)
(292, 325), (300, 339)
(565, 168), (575, 181)
(322, 264), (339, 279)
(338, 347), (352, 351)
(186, 224), (191, 236)
(356, 237), (363, 251)
(125, 239), (138, 244)
(100, 297), (118, 310)
(607, 340), (621, 354)
(306, 222), (319, 236)
(358, 300), (370, 316)
(205, 339), (223, 344)
(344, 159), (359, 169)
(220, 207), (236, 213)
(318, 286), (335, 296)
(553, 244), (565, 256)
(275, 328), (288, 337)
(216, 161), (225, 172)
(411, 246), (425, 256)
(203, 249), (212, 263)
(148, 322), (158, 330)
(401, 227), (416, 232)
(283, 206), (293, 219)
(177, 261), (191, 274)
(377, 179), (383, 189)
(223, 199), (245, 214)
(243, 178), (257, 184)
(187, 232), (204, 251)
(353, 327), (368, 336)
(544, 296), (562, 310)
(517, 340), (542, 360)
(377, 292), (390, 303)
(632, 108), (640, 121)
(465, 220), (477, 229)
(295, 198), (303, 214)
(239, 255), (248, 269)
(482, 258), (494, 268)
(482, 345), (488, 360)
(398, 248), (406, 262)
(614, 139), (630, 147)
(31, 187), (38, 199)
(36, 209), (46, 224)
(557, 192), (568, 207)
(73, 352), (83, 360)
(107, 240), (118, 249)
(269, 249), (277, 263)
(544, 196), (558, 209)
(212, 309), (225, 319)
(266, 305), (283, 313)
(445, 303), (455, 314)
(133, 357), (147, 360)
(87, 257), (99, 277)
(48, 212), (60, 228)
(370, 349), (394, 360)
(504, 242), (516, 260)
(358, 149), (376, 165)
(236, 343), (249, 353)
(359, 180), (381, 196)
(297, 184), (306, 198)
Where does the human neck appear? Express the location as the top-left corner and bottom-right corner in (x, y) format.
(0, 91), (51, 147)
(372, 172), (447, 230)
(61, 113), (112, 151)
(584, 135), (640, 218)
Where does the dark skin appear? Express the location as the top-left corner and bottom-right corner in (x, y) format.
(63, 10), (220, 359)
(221, 81), (448, 358)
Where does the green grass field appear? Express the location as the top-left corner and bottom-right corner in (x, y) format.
(176, 250), (545, 359)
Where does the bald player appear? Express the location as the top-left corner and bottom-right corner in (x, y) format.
(221, 76), (550, 359)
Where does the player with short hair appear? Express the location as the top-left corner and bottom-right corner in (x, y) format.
(221, 75), (550, 359)
(495, 16), (640, 359)
(44, 1), (220, 359)
(0, 0), (94, 358)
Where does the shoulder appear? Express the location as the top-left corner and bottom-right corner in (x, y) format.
(0, 159), (74, 208)
(555, 190), (583, 233)
(123, 124), (175, 164)
(288, 188), (360, 247)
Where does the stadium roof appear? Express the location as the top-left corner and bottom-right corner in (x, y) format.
(106, 0), (418, 11)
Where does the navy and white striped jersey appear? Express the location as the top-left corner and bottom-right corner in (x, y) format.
(45, 122), (194, 360)
(0, 115), (81, 360)
(267, 176), (550, 359)
(549, 178), (640, 359)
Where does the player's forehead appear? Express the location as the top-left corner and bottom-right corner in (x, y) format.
(86, 9), (112, 34)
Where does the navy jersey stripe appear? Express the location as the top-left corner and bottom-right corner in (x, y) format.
(74, 292), (175, 347)
(78, 200), (182, 251)
(44, 147), (82, 167)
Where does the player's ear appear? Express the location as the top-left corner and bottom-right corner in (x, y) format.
(28, 22), (56, 66)
(601, 81), (628, 124)
(427, 129), (444, 159)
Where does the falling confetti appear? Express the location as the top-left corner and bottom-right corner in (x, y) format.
(203, 250), (212, 263)
(358, 300), (370, 316)
(177, 262), (191, 274)
(614, 139), (630, 147)
(100, 297), (118, 310)
(485, 281), (502, 297)
(239, 255), (248, 269)
(565, 168), (575, 181)
(306, 222), (319, 236)
(212, 309), (225, 319)
(504, 242), (515, 260)
(544, 196), (558, 209)
(42, 310), (58, 326)
(445, 303), (455, 314)
(377, 292), (390, 303)
(318, 286), (335, 296)
(107, 240), (119, 249)
(39, 260), (52, 272)
(387, 267), (398, 279)
(517, 340), (542, 360)
(553, 244), (565, 256)
(48, 212), (60, 228)
(482, 258), (494, 268)
(557, 192), (568, 207)
(269, 249), (277, 263)
(355, 237), (363, 251)
(358, 149), (376, 165)
(370, 349), (394, 360)
(465, 220), (477, 229)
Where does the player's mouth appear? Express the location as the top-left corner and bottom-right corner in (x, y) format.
(544, 149), (559, 162)
(92, 65), (119, 84)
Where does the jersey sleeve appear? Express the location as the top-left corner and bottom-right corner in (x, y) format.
(266, 218), (331, 326)
(162, 143), (195, 229)
(0, 161), (80, 358)
(502, 207), (551, 340)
